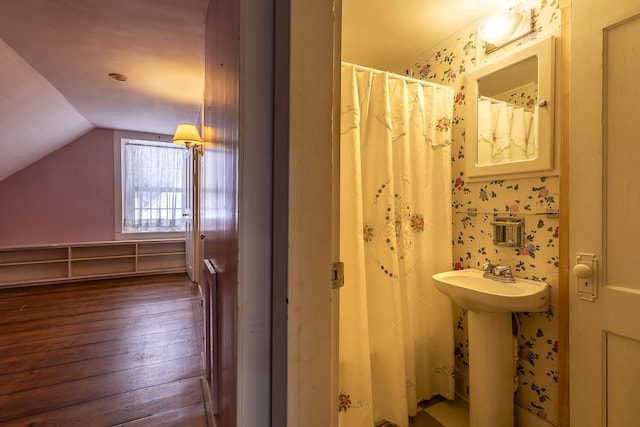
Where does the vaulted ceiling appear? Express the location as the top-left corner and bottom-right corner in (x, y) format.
(0, 0), (503, 181)
(0, 0), (208, 181)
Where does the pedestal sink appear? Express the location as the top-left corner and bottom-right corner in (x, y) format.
(432, 269), (549, 427)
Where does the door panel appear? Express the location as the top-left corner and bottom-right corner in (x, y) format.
(202, 258), (219, 414)
(602, 15), (640, 426)
(570, 3), (640, 426)
(606, 333), (640, 425)
(604, 16), (640, 291)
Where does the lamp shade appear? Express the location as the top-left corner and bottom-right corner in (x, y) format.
(478, 10), (526, 46)
(172, 124), (203, 147)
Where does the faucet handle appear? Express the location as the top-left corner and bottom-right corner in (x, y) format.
(482, 261), (494, 272)
(493, 265), (512, 276)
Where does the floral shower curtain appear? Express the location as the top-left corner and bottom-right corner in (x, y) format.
(339, 63), (455, 427)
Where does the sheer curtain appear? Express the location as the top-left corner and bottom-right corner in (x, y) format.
(339, 63), (455, 427)
(122, 140), (186, 233)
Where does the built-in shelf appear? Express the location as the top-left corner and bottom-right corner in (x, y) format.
(0, 239), (186, 288)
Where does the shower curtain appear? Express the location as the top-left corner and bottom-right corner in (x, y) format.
(477, 96), (536, 164)
(338, 63), (455, 427)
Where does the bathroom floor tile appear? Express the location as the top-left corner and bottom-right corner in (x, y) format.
(424, 398), (470, 427)
(409, 410), (445, 426)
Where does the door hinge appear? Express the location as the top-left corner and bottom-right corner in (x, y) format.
(331, 261), (344, 289)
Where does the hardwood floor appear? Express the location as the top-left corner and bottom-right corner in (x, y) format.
(0, 274), (213, 427)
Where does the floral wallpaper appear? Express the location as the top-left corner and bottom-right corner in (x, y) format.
(402, 0), (561, 425)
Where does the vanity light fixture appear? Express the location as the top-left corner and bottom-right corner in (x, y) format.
(172, 123), (204, 154)
(478, 9), (533, 48)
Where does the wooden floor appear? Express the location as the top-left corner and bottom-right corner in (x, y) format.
(0, 274), (213, 427)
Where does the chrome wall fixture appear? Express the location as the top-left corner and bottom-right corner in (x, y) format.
(491, 216), (525, 247)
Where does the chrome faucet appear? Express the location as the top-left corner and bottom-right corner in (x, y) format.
(482, 261), (515, 283)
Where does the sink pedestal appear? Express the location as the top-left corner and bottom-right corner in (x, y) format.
(468, 311), (514, 427)
(431, 269), (549, 427)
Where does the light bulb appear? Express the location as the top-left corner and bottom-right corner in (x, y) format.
(478, 11), (525, 46)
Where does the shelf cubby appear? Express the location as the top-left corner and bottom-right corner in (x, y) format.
(0, 247), (68, 264)
(138, 253), (185, 272)
(0, 261), (68, 284)
(138, 241), (185, 255)
(70, 257), (137, 277)
(71, 244), (136, 259)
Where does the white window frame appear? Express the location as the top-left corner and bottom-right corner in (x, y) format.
(114, 129), (186, 240)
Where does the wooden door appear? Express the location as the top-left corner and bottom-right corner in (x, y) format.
(570, 1), (640, 425)
(202, 1), (240, 426)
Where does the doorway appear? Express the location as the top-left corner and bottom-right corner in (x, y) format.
(340, 1), (566, 426)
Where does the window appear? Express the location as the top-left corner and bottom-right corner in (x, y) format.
(114, 131), (187, 239)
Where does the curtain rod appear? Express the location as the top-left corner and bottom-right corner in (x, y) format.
(343, 61), (448, 91)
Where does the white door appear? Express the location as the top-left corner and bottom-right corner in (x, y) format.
(570, 1), (640, 425)
(184, 148), (194, 281)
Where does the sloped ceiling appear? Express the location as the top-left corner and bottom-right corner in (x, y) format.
(0, 37), (94, 182)
(0, 0), (208, 181)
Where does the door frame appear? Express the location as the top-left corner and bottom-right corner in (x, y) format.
(558, 1), (571, 426)
(273, 0), (340, 426)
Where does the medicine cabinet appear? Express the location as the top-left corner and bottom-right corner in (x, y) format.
(465, 36), (555, 180)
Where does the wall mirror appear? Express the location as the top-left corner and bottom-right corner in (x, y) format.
(466, 36), (555, 180)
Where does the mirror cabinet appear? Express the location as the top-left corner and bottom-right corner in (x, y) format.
(466, 37), (555, 180)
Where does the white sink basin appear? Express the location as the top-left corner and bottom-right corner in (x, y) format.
(432, 269), (549, 313)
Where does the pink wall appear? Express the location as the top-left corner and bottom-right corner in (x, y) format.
(0, 128), (115, 246)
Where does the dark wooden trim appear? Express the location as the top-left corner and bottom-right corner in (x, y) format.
(271, 0), (290, 424)
(202, 0), (240, 423)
